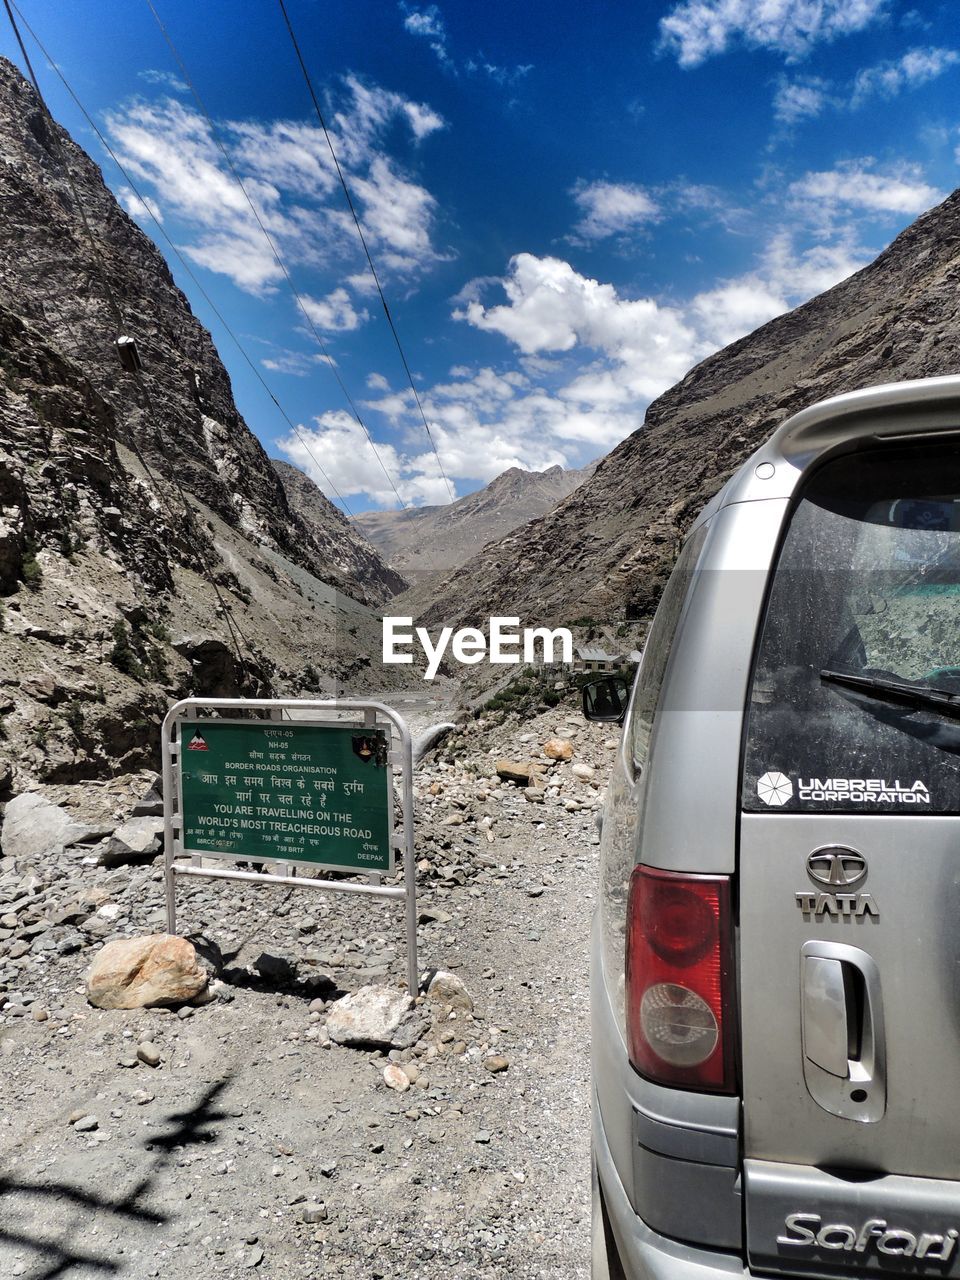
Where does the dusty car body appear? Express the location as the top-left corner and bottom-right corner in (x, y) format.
(589, 376), (960, 1279)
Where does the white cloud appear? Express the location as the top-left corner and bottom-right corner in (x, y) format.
(349, 156), (442, 271)
(402, 5), (444, 39)
(137, 68), (187, 93)
(851, 46), (960, 104)
(570, 180), (659, 241)
(454, 255), (698, 385)
(104, 77), (447, 295)
(300, 288), (368, 332)
(789, 160), (944, 214)
(400, 3), (453, 69)
(400, 2), (534, 85)
(464, 58), (534, 86)
(659, 0), (888, 67)
(278, 410), (454, 507)
(117, 185), (163, 224)
(261, 349), (326, 376)
(283, 222), (875, 509)
(773, 76), (829, 123)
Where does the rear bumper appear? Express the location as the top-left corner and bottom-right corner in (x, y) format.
(594, 1097), (747, 1280)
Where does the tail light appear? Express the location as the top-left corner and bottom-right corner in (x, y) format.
(625, 865), (735, 1092)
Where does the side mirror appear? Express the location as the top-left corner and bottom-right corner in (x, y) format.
(581, 676), (630, 724)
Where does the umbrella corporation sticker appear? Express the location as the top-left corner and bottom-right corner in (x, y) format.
(757, 770), (931, 807)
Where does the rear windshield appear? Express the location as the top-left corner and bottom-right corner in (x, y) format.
(742, 444), (960, 815)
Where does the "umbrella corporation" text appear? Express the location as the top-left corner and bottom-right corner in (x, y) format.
(382, 617), (573, 681)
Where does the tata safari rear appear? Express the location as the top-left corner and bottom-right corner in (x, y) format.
(589, 376), (960, 1280)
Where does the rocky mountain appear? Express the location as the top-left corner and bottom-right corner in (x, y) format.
(0, 57), (407, 794)
(353, 463), (595, 574)
(402, 188), (960, 631)
(271, 459), (406, 597)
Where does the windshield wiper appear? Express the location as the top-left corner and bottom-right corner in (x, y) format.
(820, 669), (960, 721)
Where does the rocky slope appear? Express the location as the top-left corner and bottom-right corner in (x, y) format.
(353, 463), (594, 574)
(401, 188), (960, 629)
(272, 459), (406, 597)
(0, 58), (409, 793)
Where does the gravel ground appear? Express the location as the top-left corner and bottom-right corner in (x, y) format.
(0, 697), (610, 1279)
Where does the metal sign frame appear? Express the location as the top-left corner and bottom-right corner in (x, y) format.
(161, 697), (418, 993)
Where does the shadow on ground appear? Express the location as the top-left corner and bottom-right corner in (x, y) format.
(0, 1078), (232, 1280)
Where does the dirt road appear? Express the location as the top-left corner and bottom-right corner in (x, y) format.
(0, 699), (606, 1278)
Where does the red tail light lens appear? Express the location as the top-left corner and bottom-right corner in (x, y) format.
(626, 866), (735, 1093)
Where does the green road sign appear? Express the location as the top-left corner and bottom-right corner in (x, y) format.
(179, 720), (393, 873)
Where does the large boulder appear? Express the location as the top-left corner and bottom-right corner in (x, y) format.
(1, 792), (90, 859)
(325, 984), (427, 1049)
(96, 816), (164, 867)
(86, 934), (209, 1009)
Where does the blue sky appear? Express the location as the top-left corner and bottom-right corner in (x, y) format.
(3, 1), (959, 512)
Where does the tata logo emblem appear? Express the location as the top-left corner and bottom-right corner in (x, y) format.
(807, 846), (867, 888)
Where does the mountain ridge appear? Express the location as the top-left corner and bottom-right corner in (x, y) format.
(399, 188), (960, 630)
(353, 462), (595, 573)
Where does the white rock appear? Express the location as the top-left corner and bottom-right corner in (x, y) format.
(1, 793), (90, 859)
(383, 1064), (411, 1091)
(571, 762), (595, 782)
(97, 816), (164, 868)
(325, 985), (424, 1049)
(426, 970), (473, 1011)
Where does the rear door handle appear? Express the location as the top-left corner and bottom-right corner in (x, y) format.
(800, 941), (886, 1123)
(802, 956), (849, 1077)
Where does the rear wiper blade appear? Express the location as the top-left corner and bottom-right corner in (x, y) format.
(820, 669), (960, 720)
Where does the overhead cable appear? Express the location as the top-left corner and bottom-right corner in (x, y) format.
(9, 0), (355, 520)
(5, 0), (265, 683)
(276, 0), (457, 504)
(145, 0), (410, 512)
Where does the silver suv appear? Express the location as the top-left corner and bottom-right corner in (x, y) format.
(585, 377), (960, 1280)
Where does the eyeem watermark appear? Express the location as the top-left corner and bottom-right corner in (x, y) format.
(383, 616), (573, 681)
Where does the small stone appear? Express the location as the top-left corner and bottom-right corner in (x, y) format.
(474, 1129), (492, 1144)
(383, 1064), (410, 1092)
(523, 788), (545, 804)
(571, 762), (595, 782)
(543, 737), (574, 761)
(73, 1114), (98, 1133)
(426, 970), (473, 1012)
(137, 1041), (162, 1068)
(484, 1055), (509, 1073)
(67, 1108), (88, 1125)
(118, 1055), (139, 1069)
(133, 1090), (154, 1105)
(494, 759), (542, 786)
(302, 1204), (328, 1224)
(31, 1006), (48, 1022)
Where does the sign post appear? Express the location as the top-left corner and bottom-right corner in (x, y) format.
(161, 698), (418, 993)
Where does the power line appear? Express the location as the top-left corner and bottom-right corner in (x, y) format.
(276, 0), (457, 505)
(144, 0), (410, 512)
(8, 1), (355, 523)
(5, 0), (263, 685)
